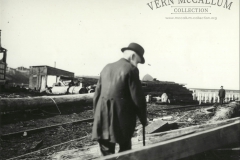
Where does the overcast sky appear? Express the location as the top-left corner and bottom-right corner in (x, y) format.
(0, 0), (239, 90)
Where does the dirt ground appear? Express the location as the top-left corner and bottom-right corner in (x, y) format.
(1, 106), (93, 134)
(0, 104), (94, 160)
(0, 102), (239, 160)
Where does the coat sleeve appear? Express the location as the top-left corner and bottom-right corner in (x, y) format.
(93, 75), (101, 115)
(128, 67), (147, 126)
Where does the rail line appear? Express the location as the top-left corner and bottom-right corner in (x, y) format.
(155, 103), (214, 111)
(2, 103), (215, 138)
(1, 118), (94, 138)
(6, 135), (90, 160)
(2, 103), (217, 160)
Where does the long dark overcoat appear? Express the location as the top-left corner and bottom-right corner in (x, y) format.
(92, 58), (146, 143)
(218, 89), (225, 98)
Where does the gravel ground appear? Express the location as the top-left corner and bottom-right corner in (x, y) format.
(1, 102), (237, 160)
(0, 122), (93, 160)
(0, 104), (94, 160)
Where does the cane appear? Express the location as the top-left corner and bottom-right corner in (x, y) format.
(143, 125), (145, 146)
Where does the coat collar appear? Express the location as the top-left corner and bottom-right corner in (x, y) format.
(120, 58), (130, 63)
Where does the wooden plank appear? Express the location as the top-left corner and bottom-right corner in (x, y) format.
(0, 93), (93, 112)
(142, 119), (168, 134)
(138, 117), (240, 141)
(102, 119), (240, 160)
(216, 147), (240, 151)
(144, 117), (240, 137)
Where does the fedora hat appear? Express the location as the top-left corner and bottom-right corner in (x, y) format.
(121, 43), (145, 64)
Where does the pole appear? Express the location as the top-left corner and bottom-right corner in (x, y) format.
(143, 125), (145, 146)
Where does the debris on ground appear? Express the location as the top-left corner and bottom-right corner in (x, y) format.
(1, 101), (239, 160)
(209, 102), (240, 122)
(30, 140), (43, 150)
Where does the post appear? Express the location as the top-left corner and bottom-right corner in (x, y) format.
(143, 125), (145, 146)
(205, 94), (207, 103)
(199, 93), (202, 105)
(213, 93), (216, 102)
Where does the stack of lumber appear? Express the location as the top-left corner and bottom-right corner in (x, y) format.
(142, 81), (194, 103)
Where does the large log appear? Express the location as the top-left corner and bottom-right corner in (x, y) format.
(0, 93), (94, 112)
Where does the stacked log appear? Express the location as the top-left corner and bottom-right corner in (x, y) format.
(142, 81), (194, 103)
(50, 86), (85, 94)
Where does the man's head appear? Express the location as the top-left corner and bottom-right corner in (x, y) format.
(121, 43), (145, 67)
(221, 86), (223, 89)
(123, 50), (142, 67)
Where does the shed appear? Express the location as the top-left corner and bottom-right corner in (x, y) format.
(29, 65), (74, 91)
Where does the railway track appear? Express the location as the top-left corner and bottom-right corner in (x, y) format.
(0, 117), (94, 160)
(155, 103), (214, 111)
(2, 104), (210, 138)
(6, 135), (91, 160)
(1, 118), (94, 139)
(1, 103), (217, 160)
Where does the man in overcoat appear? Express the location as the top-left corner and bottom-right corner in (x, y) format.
(92, 43), (147, 156)
(218, 86), (225, 106)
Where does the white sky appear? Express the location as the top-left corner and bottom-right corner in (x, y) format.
(0, 0), (239, 90)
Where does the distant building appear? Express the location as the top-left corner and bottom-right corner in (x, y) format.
(16, 66), (30, 72)
(0, 30), (7, 86)
(29, 65), (74, 92)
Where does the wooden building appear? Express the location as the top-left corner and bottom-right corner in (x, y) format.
(29, 65), (74, 92)
(0, 30), (7, 88)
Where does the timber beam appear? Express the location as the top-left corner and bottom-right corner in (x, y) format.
(102, 118), (240, 160)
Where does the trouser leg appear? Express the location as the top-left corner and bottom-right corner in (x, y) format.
(220, 98), (224, 105)
(98, 139), (115, 156)
(119, 139), (132, 152)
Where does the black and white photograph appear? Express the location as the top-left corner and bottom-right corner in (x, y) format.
(0, 0), (239, 159)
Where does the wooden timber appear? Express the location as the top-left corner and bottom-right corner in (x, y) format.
(141, 81), (194, 102)
(50, 86), (83, 94)
(0, 93), (94, 112)
(101, 117), (240, 160)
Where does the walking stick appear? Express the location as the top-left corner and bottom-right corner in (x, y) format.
(143, 125), (145, 146)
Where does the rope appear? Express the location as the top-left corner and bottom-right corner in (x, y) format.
(40, 97), (61, 115)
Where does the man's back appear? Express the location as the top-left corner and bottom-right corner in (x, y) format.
(92, 58), (146, 143)
(219, 88), (225, 98)
(100, 58), (137, 99)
